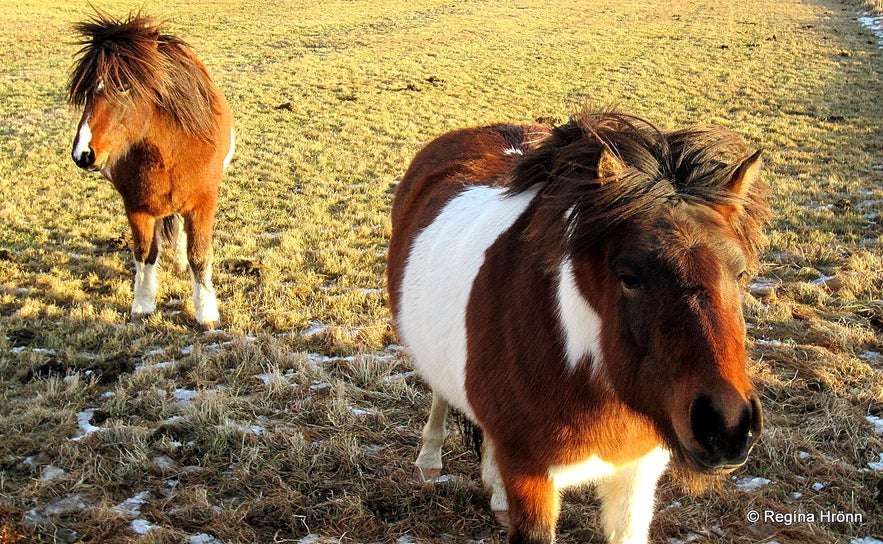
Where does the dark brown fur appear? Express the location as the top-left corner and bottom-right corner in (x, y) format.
(388, 108), (770, 543)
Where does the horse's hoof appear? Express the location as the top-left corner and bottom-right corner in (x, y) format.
(493, 509), (511, 527)
(199, 321), (219, 333)
(130, 312), (149, 325)
(412, 466), (441, 483)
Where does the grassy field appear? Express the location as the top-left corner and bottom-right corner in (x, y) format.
(1, 0), (882, 542)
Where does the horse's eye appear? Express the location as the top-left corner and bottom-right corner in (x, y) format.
(620, 274), (642, 291)
(736, 270), (747, 283)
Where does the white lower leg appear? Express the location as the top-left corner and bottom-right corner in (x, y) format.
(172, 215), (188, 274)
(131, 261), (158, 318)
(415, 394), (448, 480)
(191, 266), (219, 325)
(481, 437), (509, 524)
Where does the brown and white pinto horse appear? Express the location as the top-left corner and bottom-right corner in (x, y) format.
(68, 11), (234, 329)
(387, 109), (770, 543)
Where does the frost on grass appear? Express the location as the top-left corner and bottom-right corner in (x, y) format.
(732, 476), (772, 492)
(71, 408), (100, 441)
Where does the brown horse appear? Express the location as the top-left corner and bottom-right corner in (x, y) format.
(68, 11), (234, 329)
(387, 109), (770, 543)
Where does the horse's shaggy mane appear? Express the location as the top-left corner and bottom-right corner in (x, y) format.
(68, 10), (220, 140)
(509, 108), (771, 268)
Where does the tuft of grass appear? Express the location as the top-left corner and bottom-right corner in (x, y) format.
(0, 0), (881, 542)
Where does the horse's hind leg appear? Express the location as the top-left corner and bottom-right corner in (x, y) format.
(184, 204), (220, 329)
(127, 212), (160, 324)
(480, 437), (510, 526)
(595, 448), (669, 544)
(170, 214), (188, 274)
(414, 393), (448, 482)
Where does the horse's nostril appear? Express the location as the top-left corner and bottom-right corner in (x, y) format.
(73, 147), (95, 169)
(689, 393), (761, 469)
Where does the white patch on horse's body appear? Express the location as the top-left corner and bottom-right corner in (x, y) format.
(557, 258), (605, 374)
(190, 267), (219, 325)
(131, 261), (158, 315)
(548, 453), (617, 488)
(596, 447), (670, 544)
(502, 146), (523, 155)
(223, 128), (235, 171)
(72, 117), (92, 161)
(399, 185), (541, 418)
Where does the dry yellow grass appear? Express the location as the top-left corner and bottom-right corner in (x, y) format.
(0, 0), (881, 542)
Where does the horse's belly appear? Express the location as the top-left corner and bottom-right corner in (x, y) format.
(397, 185), (540, 418)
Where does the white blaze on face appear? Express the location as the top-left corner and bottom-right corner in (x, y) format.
(398, 185), (541, 418)
(72, 116), (93, 162)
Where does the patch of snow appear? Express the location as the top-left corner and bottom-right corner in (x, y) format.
(301, 321), (327, 338)
(860, 351), (882, 363)
(811, 274), (836, 286)
(173, 388), (198, 402)
(667, 535), (702, 544)
(112, 491), (150, 517)
(858, 14), (883, 45)
(71, 409), (100, 441)
(180, 344), (195, 355)
(733, 476), (771, 492)
(791, 491), (803, 500)
(131, 519), (154, 534)
(867, 415), (883, 434)
(310, 381), (332, 391)
(383, 371), (415, 383)
(45, 494), (88, 516)
(152, 455), (177, 471)
(852, 539), (883, 544)
(797, 451), (810, 459)
(41, 465), (66, 481)
(812, 481), (827, 491)
(755, 338), (782, 347)
(351, 407), (376, 417)
(190, 533), (225, 544)
(868, 453), (883, 471)
(11, 346), (26, 354)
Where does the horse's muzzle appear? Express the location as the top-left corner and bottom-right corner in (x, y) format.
(72, 147), (96, 170)
(686, 392), (763, 473)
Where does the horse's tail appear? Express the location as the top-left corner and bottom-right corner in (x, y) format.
(452, 409), (484, 460)
(161, 215), (181, 245)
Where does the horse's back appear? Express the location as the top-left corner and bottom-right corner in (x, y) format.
(391, 123), (549, 228)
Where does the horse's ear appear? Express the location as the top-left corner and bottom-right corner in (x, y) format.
(597, 144), (625, 179)
(727, 150), (762, 198)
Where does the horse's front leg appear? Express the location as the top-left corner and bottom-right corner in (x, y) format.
(595, 448), (670, 544)
(480, 436), (510, 525)
(127, 211), (160, 324)
(184, 203), (219, 329)
(501, 467), (559, 544)
(414, 393), (448, 481)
